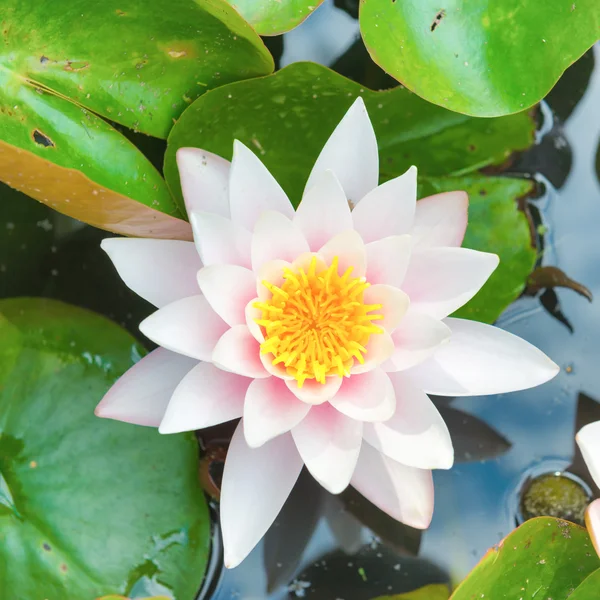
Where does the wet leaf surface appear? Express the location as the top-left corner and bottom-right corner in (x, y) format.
(359, 0), (599, 117)
(450, 517), (600, 600)
(0, 298), (210, 599)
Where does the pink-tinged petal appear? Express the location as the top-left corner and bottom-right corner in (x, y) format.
(176, 148), (230, 218)
(197, 264), (257, 327)
(585, 499), (600, 558)
(221, 424), (302, 568)
(229, 140), (294, 231)
(101, 238), (201, 308)
(576, 421), (600, 489)
(139, 295), (228, 361)
(256, 259), (290, 301)
(252, 210), (310, 271)
(364, 284), (409, 332)
(190, 211), (251, 268)
(365, 235), (412, 288)
(351, 443), (434, 529)
(159, 363), (249, 434)
(245, 299), (264, 343)
(292, 251), (328, 272)
(383, 310), (451, 372)
(363, 372), (453, 469)
(292, 403), (363, 494)
(405, 318), (560, 396)
(212, 325), (269, 379)
(305, 97), (378, 206)
(351, 331), (395, 375)
(286, 376), (343, 405)
(294, 170), (353, 250)
(402, 247), (499, 319)
(244, 378), (311, 448)
(95, 348), (196, 427)
(260, 353), (294, 380)
(318, 230), (367, 279)
(352, 167), (417, 243)
(329, 369), (396, 422)
(413, 191), (468, 249)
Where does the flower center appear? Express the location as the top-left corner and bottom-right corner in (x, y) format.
(254, 256), (383, 387)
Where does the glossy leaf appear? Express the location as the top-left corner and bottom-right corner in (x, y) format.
(225, 0), (325, 36)
(0, 0), (273, 138)
(450, 517), (600, 600)
(0, 83), (192, 238)
(570, 569), (600, 599)
(359, 0), (600, 117)
(373, 584), (450, 600)
(420, 176), (537, 324)
(0, 298), (210, 599)
(165, 62), (536, 323)
(165, 62), (534, 211)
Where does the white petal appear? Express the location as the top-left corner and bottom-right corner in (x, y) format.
(383, 310), (451, 372)
(243, 377), (311, 448)
(176, 147), (230, 218)
(351, 330), (395, 375)
(159, 363), (249, 434)
(95, 348), (196, 427)
(139, 295), (228, 361)
(364, 284), (410, 332)
(402, 247), (499, 319)
(351, 443), (434, 529)
(318, 230), (367, 279)
(229, 140), (294, 231)
(292, 403), (363, 494)
(286, 377), (343, 405)
(256, 259), (290, 301)
(245, 299), (265, 343)
(585, 499), (600, 558)
(212, 325), (269, 379)
(405, 318), (560, 396)
(365, 235), (412, 288)
(197, 264), (257, 327)
(190, 211), (251, 268)
(363, 372), (453, 469)
(352, 167), (417, 243)
(305, 97), (378, 206)
(576, 421), (600, 489)
(252, 210), (310, 271)
(329, 369), (396, 422)
(294, 170), (353, 250)
(413, 191), (468, 249)
(101, 238), (201, 308)
(260, 352), (294, 380)
(221, 425), (302, 568)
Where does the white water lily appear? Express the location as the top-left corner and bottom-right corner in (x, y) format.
(576, 424), (600, 556)
(96, 98), (559, 568)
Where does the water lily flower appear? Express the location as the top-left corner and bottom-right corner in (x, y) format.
(576, 425), (600, 556)
(96, 98), (559, 568)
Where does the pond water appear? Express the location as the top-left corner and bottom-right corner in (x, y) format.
(1, 2), (599, 598)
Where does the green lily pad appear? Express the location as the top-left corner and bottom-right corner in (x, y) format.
(0, 298), (210, 599)
(0, 0), (273, 138)
(225, 0), (325, 35)
(373, 583), (450, 599)
(450, 517), (600, 600)
(570, 568), (600, 599)
(421, 176), (537, 324)
(165, 62), (535, 323)
(359, 0), (600, 117)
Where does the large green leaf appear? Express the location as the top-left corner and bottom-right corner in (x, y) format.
(570, 569), (600, 599)
(359, 0), (600, 117)
(421, 176), (537, 324)
(373, 584), (450, 599)
(0, 0), (273, 138)
(164, 62), (535, 322)
(450, 517), (600, 600)
(0, 298), (210, 599)
(225, 0), (325, 35)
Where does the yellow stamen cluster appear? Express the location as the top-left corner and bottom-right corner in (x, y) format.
(254, 256), (383, 387)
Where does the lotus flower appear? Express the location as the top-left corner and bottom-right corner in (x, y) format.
(96, 98), (559, 568)
(576, 425), (600, 556)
